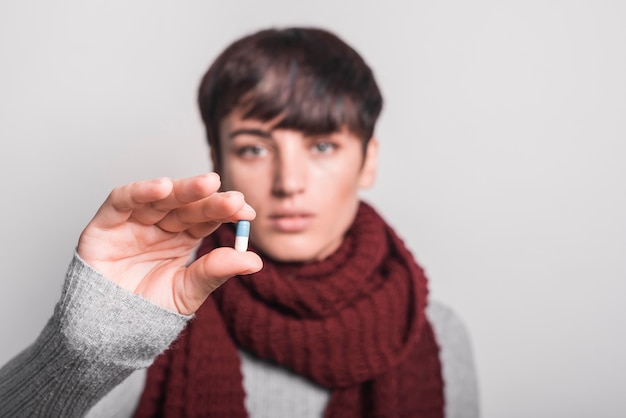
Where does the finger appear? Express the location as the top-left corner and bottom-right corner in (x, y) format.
(129, 173), (222, 225)
(185, 203), (256, 239)
(91, 178), (174, 229)
(174, 247), (263, 314)
(152, 172), (222, 210)
(157, 191), (255, 233)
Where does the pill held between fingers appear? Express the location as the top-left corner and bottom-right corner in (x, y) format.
(234, 220), (250, 252)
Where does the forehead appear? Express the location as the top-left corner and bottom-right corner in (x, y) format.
(219, 107), (364, 142)
(219, 109), (283, 134)
(220, 112), (363, 145)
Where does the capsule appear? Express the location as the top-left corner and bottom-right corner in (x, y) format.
(234, 220), (250, 252)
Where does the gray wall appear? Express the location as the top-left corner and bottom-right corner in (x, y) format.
(1, 1), (625, 417)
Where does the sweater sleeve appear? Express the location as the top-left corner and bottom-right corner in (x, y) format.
(0, 252), (192, 418)
(427, 300), (481, 418)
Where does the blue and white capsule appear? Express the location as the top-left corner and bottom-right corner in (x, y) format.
(234, 220), (250, 252)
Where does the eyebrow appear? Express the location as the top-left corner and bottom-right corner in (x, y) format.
(227, 128), (272, 140)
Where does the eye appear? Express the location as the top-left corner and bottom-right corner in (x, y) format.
(236, 145), (268, 158)
(312, 141), (337, 154)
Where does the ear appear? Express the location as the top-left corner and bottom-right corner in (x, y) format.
(358, 137), (379, 189)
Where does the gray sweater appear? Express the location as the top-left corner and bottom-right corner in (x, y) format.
(0, 253), (480, 418)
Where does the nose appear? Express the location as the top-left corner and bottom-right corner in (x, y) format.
(271, 146), (306, 198)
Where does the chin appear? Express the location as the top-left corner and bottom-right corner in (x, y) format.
(259, 246), (318, 264)
(253, 235), (333, 264)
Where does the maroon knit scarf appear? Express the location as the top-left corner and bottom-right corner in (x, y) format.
(134, 202), (444, 417)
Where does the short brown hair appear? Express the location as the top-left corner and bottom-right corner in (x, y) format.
(197, 27), (383, 169)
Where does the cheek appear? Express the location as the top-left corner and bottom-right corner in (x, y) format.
(309, 171), (361, 234)
(221, 164), (270, 208)
(311, 161), (362, 198)
(221, 158), (255, 189)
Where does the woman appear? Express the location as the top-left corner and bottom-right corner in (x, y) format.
(0, 27), (479, 417)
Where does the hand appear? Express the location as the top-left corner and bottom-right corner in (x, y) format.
(77, 173), (262, 315)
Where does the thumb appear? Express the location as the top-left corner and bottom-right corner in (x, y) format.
(176, 247), (263, 314)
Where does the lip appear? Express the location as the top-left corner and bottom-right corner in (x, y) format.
(267, 211), (315, 233)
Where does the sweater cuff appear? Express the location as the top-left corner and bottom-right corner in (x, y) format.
(0, 253), (193, 417)
(56, 251), (192, 368)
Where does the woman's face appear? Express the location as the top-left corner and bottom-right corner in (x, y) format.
(216, 111), (378, 262)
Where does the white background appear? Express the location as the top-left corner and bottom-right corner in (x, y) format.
(1, 1), (625, 417)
